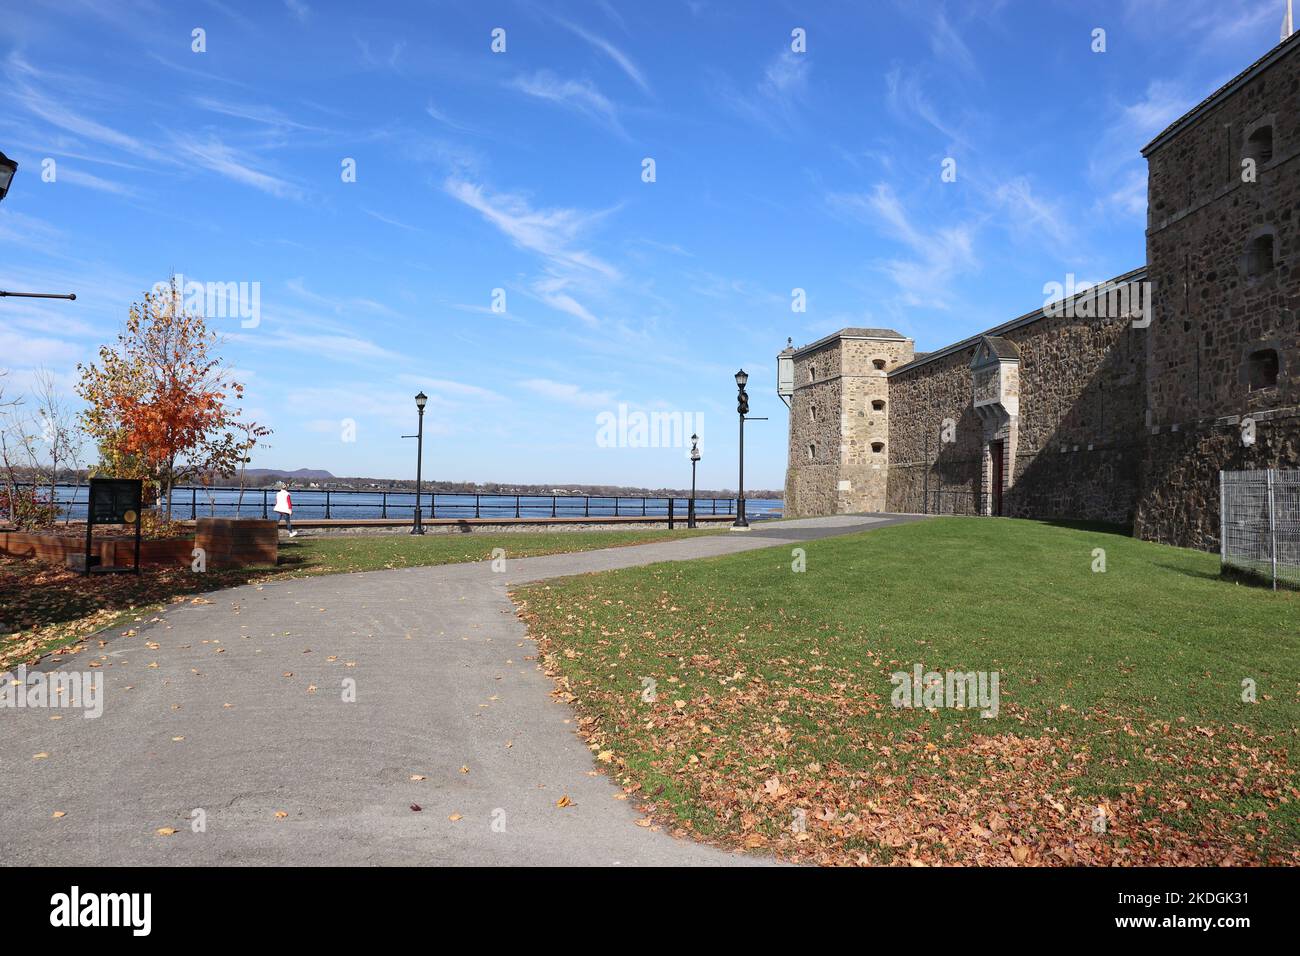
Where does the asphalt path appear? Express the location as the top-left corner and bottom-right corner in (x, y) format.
(0, 513), (923, 865)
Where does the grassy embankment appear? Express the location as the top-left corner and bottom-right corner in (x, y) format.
(515, 517), (1299, 866)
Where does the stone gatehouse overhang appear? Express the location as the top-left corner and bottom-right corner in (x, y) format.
(971, 335), (1020, 423)
(887, 266), (1148, 380)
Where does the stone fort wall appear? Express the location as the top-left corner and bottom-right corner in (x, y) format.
(1137, 35), (1300, 548)
(782, 33), (1300, 551)
(785, 333), (912, 515)
(886, 279), (1148, 525)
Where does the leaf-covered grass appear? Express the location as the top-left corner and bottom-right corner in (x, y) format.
(0, 527), (720, 671)
(513, 517), (1299, 866)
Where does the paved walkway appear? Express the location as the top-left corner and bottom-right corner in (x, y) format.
(1, 514), (921, 866)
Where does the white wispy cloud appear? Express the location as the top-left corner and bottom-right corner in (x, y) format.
(363, 207), (423, 232)
(1088, 79), (1194, 221)
(231, 326), (404, 365)
(443, 178), (620, 281)
(424, 100), (477, 134)
(356, 37), (405, 70)
(1122, 0), (1279, 49)
(509, 70), (625, 137)
(530, 276), (600, 327)
(760, 50), (809, 107)
(884, 65), (968, 147)
(393, 373), (505, 403)
(928, 9), (979, 77)
(827, 184), (978, 310)
(284, 278), (401, 317)
(424, 379), (505, 402)
(993, 177), (1072, 253)
(0, 210), (64, 255)
(718, 50), (810, 132)
(56, 167), (139, 197)
(5, 54), (164, 162)
(284, 0), (310, 22)
(519, 378), (614, 408)
(172, 135), (304, 200)
(191, 96), (325, 131)
(0, 329), (84, 367)
(553, 17), (652, 95)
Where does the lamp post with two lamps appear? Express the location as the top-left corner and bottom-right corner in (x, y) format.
(688, 432), (700, 529)
(402, 391), (429, 534)
(733, 370), (749, 529)
(731, 369), (768, 530)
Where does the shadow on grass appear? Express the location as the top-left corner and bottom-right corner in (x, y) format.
(1037, 518), (1135, 538)
(1152, 563), (1223, 582)
(1216, 562), (1299, 592)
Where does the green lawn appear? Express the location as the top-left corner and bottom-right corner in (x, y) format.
(514, 517), (1299, 866)
(274, 527), (722, 574)
(0, 527), (721, 671)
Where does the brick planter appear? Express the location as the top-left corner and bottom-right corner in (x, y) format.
(0, 530), (192, 568)
(0, 519), (277, 571)
(194, 518), (278, 569)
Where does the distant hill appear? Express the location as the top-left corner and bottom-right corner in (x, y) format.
(243, 468), (335, 481)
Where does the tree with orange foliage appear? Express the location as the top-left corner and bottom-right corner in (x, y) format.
(76, 277), (262, 522)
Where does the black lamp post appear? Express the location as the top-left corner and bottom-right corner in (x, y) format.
(733, 369), (749, 529)
(0, 150), (77, 302)
(405, 391), (428, 535)
(688, 432), (700, 529)
(0, 152), (16, 203)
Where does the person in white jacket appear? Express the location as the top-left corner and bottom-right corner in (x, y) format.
(273, 484), (298, 537)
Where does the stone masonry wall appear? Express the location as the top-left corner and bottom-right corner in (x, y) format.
(886, 290), (1148, 525)
(785, 335), (913, 516)
(785, 340), (847, 517)
(886, 348), (985, 514)
(1138, 40), (1300, 547)
(839, 338), (913, 512)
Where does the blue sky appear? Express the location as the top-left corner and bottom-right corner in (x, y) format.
(0, 0), (1289, 490)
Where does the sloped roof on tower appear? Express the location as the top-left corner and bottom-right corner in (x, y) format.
(1142, 30), (1300, 156)
(789, 327), (907, 358)
(975, 335), (1021, 361)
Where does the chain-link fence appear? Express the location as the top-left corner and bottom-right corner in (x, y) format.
(1221, 470), (1300, 589)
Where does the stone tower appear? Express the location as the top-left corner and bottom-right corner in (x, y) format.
(780, 328), (914, 517)
(1137, 30), (1300, 546)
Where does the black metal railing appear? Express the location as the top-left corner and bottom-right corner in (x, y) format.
(13, 484), (745, 525)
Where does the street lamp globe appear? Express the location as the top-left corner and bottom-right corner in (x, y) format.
(690, 433), (700, 462)
(0, 152), (17, 203)
(734, 369), (748, 389)
(414, 391), (428, 411)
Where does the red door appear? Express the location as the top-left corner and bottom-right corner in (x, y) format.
(990, 442), (1004, 516)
